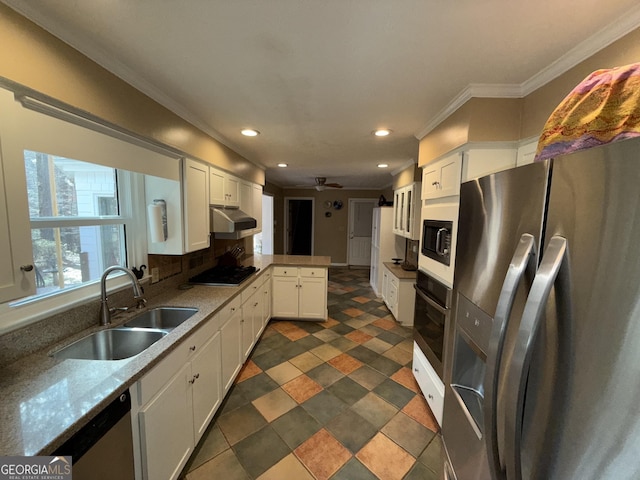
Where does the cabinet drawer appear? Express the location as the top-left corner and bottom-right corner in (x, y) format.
(137, 345), (188, 406)
(272, 266), (298, 277)
(299, 267), (326, 278)
(219, 295), (242, 320)
(413, 343), (444, 425)
(241, 278), (261, 303)
(138, 318), (215, 406)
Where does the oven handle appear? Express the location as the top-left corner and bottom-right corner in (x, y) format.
(484, 233), (536, 480)
(504, 236), (569, 480)
(413, 284), (448, 315)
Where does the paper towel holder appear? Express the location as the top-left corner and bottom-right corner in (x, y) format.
(153, 199), (168, 241)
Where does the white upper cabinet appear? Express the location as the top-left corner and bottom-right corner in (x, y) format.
(0, 131), (35, 302)
(183, 158), (211, 252)
(392, 182), (421, 240)
(516, 138), (538, 167)
(146, 158), (210, 254)
(461, 148), (517, 182)
(209, 167), (240, 207)
(422, 152), (463, 200)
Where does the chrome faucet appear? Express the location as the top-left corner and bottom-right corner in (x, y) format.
(99, 266), (147, 326)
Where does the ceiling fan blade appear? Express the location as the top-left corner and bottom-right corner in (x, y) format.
(325, 183), (343, 188)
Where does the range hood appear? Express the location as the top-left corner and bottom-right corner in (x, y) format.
(210, 206), (257, 238)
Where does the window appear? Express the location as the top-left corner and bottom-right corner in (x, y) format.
(24, 151), (127, 297)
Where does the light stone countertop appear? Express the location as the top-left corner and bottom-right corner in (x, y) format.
(382, 261), (418, 280)
(0, 254), (330, 456)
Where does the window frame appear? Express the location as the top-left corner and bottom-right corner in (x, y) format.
(0, 87), (176, 334)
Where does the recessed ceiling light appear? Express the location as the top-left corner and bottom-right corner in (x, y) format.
(374, 129), (391, 137)
(277, 163), (288, 168)
(241, 128), (260, 137)
(377, 163), (388, 168)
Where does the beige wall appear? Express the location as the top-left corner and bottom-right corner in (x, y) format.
(281, 188), (384, 264)
(392, 163), (421, 190)
(419, 26), (640, 165)
(0, 5), (263, 184)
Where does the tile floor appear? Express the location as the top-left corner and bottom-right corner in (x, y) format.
(181, 267), (443, 480)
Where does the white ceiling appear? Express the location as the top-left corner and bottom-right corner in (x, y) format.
(4, 0), (640, 189)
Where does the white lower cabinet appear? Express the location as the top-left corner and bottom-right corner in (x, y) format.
(134, 316), (221, 480)
(138, 362), (194, 480)
(381, 264), (415, 326)
(272, 267), (327, 320)
(220, 297), (243, 394)
(191, 332), (222, 441)
(413, 342), (444, 426)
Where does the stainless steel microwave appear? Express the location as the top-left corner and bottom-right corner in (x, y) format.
(421, 219), (452, 266)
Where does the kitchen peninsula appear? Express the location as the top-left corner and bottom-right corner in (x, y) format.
(0, 254), (329, 474)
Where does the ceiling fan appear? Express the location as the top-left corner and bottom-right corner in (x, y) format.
(311, 177), (343, 191)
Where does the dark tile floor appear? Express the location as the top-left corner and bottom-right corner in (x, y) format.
(181, 267), (443, 480)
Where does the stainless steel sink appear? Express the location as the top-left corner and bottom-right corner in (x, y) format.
(53, 328), (167, 360)
(123, 307), (198, 331)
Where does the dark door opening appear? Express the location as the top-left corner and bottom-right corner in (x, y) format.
(287, 199), (313, 255)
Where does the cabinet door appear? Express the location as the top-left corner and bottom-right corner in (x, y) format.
(422, 153), (462, 200)
(422, 164), (440, 199)
(220, 308), (242, 393)
(139, 363), (194, 480)
(241, 297), (257, 361)
(252, 183), (263, 233)
(240, 181), (253, 216)
(272, 276), (299, 317)
(388, 278), (399, 318)
(299, 276), (327, 320)
(262, 274), (272, 326)
(225, 175), (240, 207)
(381, 268), (390, 302)
(209, 168), (225, 206)
(191, 332), (222, 443)
(183, 158), (210, 252)
(0, 99), (36, 302)
(437, 154), (462, 197)
(393, 190), (402, 234)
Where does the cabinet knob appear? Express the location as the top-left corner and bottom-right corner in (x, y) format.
(20, 264), (34, 272)
(190, 345), (196, 351)
(428, 394), (434, 400)
(414, 367), (419, 373)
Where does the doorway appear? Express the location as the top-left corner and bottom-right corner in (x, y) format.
(348, 198), (376, 266)
(285, 197), (314, 255)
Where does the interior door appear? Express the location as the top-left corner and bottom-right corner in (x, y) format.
(348, 199), (375, 266)
(285, 198), (313, 255)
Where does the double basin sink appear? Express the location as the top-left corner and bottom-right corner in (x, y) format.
(52, 307), (198, 361)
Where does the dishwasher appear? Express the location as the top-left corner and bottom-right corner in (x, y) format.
(53, 389), (135, 480)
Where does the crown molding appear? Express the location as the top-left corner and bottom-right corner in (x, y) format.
(416, 3), (640, 140)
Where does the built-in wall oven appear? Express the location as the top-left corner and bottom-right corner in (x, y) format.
(413, 269), (451, 379)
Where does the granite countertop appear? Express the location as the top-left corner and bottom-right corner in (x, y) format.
(383, 262), (418, 280)
(0, 254), (330, 456)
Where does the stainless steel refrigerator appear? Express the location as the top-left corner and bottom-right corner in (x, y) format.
(442, 136), (640, 480)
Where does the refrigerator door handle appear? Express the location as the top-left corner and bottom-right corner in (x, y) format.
(504, 235), (569, 480)
(483, 233), (536, 480)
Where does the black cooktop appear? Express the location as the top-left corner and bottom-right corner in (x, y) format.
(189, 265), (258, 286)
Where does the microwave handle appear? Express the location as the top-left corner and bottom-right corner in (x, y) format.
(435, 228), (449, 256)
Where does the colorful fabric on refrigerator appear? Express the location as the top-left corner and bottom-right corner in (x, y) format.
(535, 62), (640, 162)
